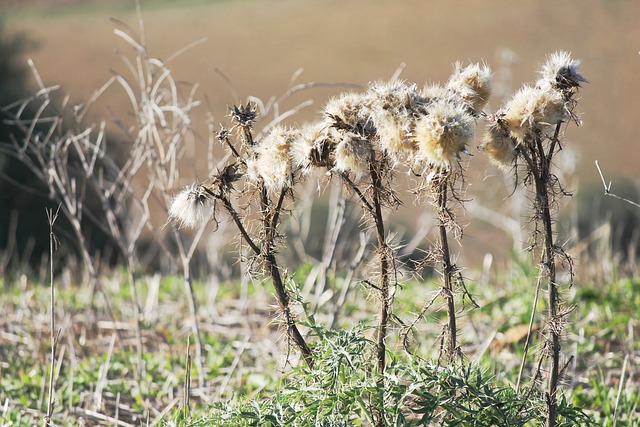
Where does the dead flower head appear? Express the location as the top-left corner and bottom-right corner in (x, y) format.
(246, 125), (299, 193)
(334, 131), (374, 178)
(446, 62), (493, 115)
(479, 118), (516, 168)
(368, 80), (419, 159)
(502, 85), (565, 144)
(168, 184), (213, 229)
(537, 51), (586, 95)
(413, 99), (474, 171)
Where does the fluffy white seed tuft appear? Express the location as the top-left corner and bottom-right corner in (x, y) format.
(414, 99), (474, 170)
(502, 85), (565, 143)
(246, 126), (299, 193)
(537, 51), (586, 93)
(168, 185), (213, 229)
(479, 121), (516, 168)
(446, 62), (493, 115)
(334, 132), (373, 178)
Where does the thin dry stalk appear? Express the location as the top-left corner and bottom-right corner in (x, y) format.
(329, 231), (368, 330)
(481, 52), (585, 427)
(515, 123), (574, 427)
(260, 186), (314, 367)
(43, 205), (61, 427)
(183, 336), (192, 420)
(341, 164), (395, 427)
(612, 354), (629, 427)
(516, 273), (543, 392)
(371, 168), (392, 386)
(595, 160), (640, 209)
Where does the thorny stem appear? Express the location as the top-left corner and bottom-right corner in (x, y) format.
(341, 173), (375, 214)
(204, 185), (312, 364)
(260, 187), (314, 367)
(436, 174), (458, 360)
(370, 164), (390, 377)
(222, 133), (243, 161)
(518, 123), (563, 427)
(539, 171), (560, 427)
(369, 163), (391, 427)
(342, 165), (390, 427)
(204, 187), (262, 255)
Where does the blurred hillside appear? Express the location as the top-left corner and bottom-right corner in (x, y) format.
(2, 0), (639, 271)
(5, 0), (639, 179)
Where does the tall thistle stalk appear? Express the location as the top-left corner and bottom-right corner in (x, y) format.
(480, 51), (585, 427)
(400, 63), (492, 361)
(310, 69), (490, 422)
(170, 104), (314, 366)
(434, 173), (458, 358)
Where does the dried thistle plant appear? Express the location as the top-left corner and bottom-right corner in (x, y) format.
(169, 104), (314, 367)
(480, 51), (585, 427)
(410, 63), (491, 362)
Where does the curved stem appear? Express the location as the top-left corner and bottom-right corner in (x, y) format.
(205, 187), (262, 256)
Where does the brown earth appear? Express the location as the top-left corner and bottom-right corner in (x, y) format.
(4, 0), (639, 267)
(5, 0), (639, 180)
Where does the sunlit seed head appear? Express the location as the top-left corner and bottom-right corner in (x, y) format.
(420, 84), (449, 102)
(413, 84), (448, 115)
(446, 62), (493, 114)
(168, 185), (213, 229)
(503, 85), (565, 143)
(291, 122), (325, 172)
(324, 92), (371, 131)
(479, 120), (516, 168)
(537, 51), (586, 94)
(247, 126), (297, 192)
(369, 80), (418, 113)
(334, 132), (373, 177)
(371, 107), (416, 159)
(366, 80), (420, 159)
(413, 100), (474, 170)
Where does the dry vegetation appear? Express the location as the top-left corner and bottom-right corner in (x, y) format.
(1, 1), (639, 427)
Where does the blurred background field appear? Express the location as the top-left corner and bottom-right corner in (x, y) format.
(1, 1), (639, 425)
(2, 0), (640, 272)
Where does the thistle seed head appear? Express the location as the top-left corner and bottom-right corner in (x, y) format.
(414, 99), (474, 170)
(479, 119), (516, 168)
(502, 85), (565, 143)
(446, 62), (493, 115)
(324, 91), (371, 133)
(371, 107), (416, 160)
(168, 184), (213, 229)
(246, 125), (298, 193)
(537, 51), (586, 95)
(334, 131), (373, 178)
(290, 122), (326, 172)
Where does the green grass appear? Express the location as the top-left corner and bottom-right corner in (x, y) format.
(1, 263), (637, 425)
